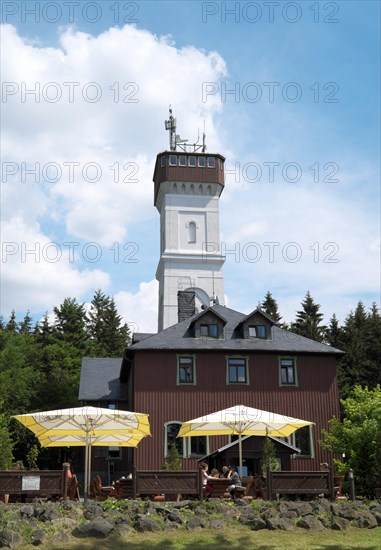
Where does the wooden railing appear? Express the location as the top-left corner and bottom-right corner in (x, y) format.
(266, 469), (335, 500)
(132, 468), (203, 500)
(0, 466), (69, 501)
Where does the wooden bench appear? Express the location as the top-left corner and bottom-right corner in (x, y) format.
(0, 467), (69, 502)
(208, 478), (231, 499)
(132, 468), (203, 500)
(266, 470), (335, 500)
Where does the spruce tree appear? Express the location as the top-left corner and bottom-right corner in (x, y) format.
(292, 291), (326, 342)
(53, 298), (88, 349)
(6, 311), (18, 333)
(19, 310), (32, 334)
(87, 290), (130, 356)
(261, 291), (282, 324)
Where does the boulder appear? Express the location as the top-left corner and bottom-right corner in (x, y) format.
(73, 519), (114, 538)
(0, 530), (23, 549)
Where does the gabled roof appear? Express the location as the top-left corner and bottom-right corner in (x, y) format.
(189, 306), (227, 325)
(130, 304), (344, 354)
(79, 357), (127, 401)
(237, 308), (276, 326)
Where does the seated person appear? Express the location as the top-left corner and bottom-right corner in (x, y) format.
(200, 462), (214, 499)
(227, 467), (246, 500)
(220, 465), (231, 479)
(210, 468), (220, 478)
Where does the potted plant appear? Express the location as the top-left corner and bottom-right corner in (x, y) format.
(333, 459), (346, 497)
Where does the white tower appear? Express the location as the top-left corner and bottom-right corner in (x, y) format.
(154, 108), (226, 331)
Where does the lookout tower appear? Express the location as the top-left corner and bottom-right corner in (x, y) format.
(153, 107), (226, 331)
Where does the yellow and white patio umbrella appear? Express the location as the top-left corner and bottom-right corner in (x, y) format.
(12, 406), (151, 500)
(178, 404), (314, 474)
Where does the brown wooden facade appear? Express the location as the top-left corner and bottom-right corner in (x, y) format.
(130, 350), (340, 473)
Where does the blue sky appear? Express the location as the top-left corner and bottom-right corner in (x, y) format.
(1, 0), (380, 332)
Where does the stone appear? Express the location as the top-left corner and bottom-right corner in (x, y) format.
(266, 517), (294, 530)
(30, 529), (47, 545)
(73, 519), (114, 538)
(286, 502), (313, 515)
(163, 520), (181, 530)
(167, 511), (183, 524)
(209, 518), (226, 530)
(19, 505), (34, 518)
(331, 517), (350, 531)
(352, 513), (378, 529)
(296, 514), (325, 530)
(187, 516), (205, 530)
(83, 504), (103, 520)
(134, 516), (161, 532)
(0, 529), (23, 549)
(173, 500), (191, 509)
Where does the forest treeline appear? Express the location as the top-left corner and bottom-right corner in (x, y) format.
(0, 289), (380, 469)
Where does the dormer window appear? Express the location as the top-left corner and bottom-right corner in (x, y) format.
(249, 325), (267, 338)
(200, 323), (218, 338)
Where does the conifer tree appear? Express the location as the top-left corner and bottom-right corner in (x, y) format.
(34, 313), (52, 346)
(5, 311), (18, 333)
(292, 291), (326, 342)
(87, 290), (130, 356)
(19, 310), (32, 334)
(53, 298), (88, 349)
(337, 302), (381, 397)
(261, 291), (282, 324)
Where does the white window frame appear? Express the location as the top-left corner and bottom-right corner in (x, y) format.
(164, 421), (185, 458)
(188, 156), (196, 167)
(169, 155), (177, 166)
(291, 425), (314, 459)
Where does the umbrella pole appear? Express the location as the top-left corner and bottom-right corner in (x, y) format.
(239, 433), (243, 476)
(84, 442), (89, 502)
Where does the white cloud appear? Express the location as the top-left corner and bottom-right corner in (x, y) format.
(1, 217), (110, 314)
(1, 23), (227, 318)
(115, 280), (159, 334)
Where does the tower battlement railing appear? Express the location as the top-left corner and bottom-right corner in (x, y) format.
(165, 106), (206, 153)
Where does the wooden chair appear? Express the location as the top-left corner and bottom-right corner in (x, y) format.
(90, 475), (115, 500)
(67, 475), (80, 501)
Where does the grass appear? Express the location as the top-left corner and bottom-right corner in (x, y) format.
(19, 526), (381, 550)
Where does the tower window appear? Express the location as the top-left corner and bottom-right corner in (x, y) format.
(188, 156), (196, 167)
(198, 156), (206, 167)
(160, 156), (166, 167)
(188, 221), (196, 243)
(169, 155), (177, 166)
(179, 155), (186, 166)
(207, 157), (215, 168)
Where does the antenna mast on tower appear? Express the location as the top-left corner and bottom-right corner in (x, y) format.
(164, 106), (206, 153)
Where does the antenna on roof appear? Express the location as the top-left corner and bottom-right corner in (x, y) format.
(164, 106), (207, 153)
(165, 105), (177, 151)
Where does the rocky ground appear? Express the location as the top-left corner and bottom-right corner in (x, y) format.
(0, 497), (380, 548)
